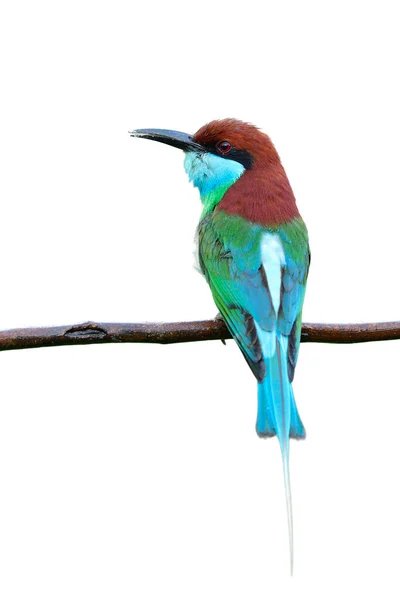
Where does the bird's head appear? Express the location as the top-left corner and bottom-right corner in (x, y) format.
(131, 119), (278, 193)
(130, 119), (297, 223)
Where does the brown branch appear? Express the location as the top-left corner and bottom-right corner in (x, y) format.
(0, 320), (399, 352)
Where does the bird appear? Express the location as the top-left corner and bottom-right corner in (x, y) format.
(130, 119), (310, 574)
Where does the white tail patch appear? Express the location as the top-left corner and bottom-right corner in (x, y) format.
(260, 232), (286, 315)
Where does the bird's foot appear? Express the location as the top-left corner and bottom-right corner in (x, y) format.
(214, 312), (227, 345)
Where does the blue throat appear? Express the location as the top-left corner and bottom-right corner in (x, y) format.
(184, 151), (245, 214)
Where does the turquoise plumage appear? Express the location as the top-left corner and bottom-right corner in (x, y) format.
(131, 119), (310, 575)
(198, 210), (309, 574)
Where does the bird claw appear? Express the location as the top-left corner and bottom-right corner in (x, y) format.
(214, 312), (227, 345)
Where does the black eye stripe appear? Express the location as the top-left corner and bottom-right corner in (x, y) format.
(204, 143), (254, 170)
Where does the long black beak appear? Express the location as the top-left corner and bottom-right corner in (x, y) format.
(129, 128), (204, 152)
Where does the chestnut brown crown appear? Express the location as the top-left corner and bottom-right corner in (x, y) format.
(194, 118), (281, 167)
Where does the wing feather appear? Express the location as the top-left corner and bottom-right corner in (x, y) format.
(198, 212), (309, 382)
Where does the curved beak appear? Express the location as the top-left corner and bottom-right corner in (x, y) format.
(129, 128), (204, 152)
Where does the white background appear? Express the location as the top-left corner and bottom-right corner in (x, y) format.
(0, 0), (399, 597)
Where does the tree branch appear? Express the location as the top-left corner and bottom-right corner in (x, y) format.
(0, 320), (399, 352)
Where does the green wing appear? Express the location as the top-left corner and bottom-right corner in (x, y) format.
(198, 210), (310, 383)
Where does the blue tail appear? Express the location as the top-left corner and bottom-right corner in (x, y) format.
(256, 336), (306, 440)
(255, 334), (305, 575)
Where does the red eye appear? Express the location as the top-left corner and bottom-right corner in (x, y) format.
(217, 140), (232, 154)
